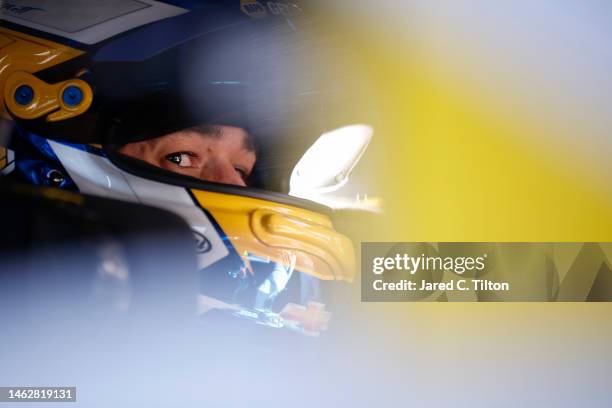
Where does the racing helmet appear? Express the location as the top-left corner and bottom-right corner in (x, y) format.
(0, 1), (371, 335)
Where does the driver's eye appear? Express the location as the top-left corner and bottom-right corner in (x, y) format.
(165, 152), (195, 168)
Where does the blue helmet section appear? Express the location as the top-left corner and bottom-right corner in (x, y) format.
(5, 125), (108, 190)
(92, 4), (252, 62)
(7, 129), (77, 190)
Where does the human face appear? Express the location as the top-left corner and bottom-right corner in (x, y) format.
(118, 126), (256, 187)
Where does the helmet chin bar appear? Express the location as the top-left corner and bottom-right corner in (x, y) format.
(38, 140), (355, 334)
(104, 149), (356, 280)
(190, 189), (355, 282)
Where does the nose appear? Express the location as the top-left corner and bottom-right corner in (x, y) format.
(202, 158), (246, 187)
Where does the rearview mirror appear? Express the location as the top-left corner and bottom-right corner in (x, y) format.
(289, 124), (373, 195)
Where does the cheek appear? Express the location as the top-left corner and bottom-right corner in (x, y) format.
(119, 140), (174, 172)
(159, 162), (201, 179)
(202, 157), (229, 177)
(236, 152), (256, 174)
(118, 142), (149, 161)
(201, 157), (244, 185)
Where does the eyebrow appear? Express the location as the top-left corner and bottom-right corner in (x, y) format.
(189, 124), (223, 138)
(189, 124), (255, 155)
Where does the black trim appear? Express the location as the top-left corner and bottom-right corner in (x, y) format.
(106, 149), (332, 215)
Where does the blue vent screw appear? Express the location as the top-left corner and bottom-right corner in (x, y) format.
(14, 85), (34, 105)
(62, 85), (83, 107)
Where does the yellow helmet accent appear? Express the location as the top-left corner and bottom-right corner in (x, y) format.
(191, 189), (355, 282)
(0, 27), (84, 119)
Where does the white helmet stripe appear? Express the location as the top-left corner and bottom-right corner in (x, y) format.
(49, 141), (229, 269)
